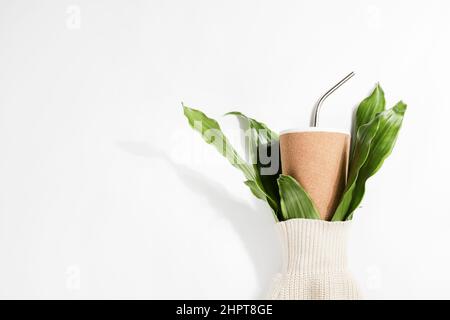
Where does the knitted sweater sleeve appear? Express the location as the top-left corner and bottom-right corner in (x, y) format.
(268, 219), (361, 300)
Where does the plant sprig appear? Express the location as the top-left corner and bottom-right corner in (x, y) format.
(182, 84), (407, 221)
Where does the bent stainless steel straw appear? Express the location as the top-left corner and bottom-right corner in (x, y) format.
(312, 72), (355, 127)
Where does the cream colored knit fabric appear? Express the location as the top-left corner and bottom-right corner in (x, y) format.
(268, 218), (360, 300)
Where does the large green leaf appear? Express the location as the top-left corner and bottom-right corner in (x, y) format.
(333, 83), (407, 221)
(345, 101), (407, 219)
(225, 111), (279, 142)
(332, 116), (381, 221)
(183, 104), (280, 221)
(183, 104), (255, 181)
(351, 84), (385, 157)
(277, 175), (320, 220)
(355, 84), (386, 133)
(257, 142), (281, 213)
(244, 180), (267, 200)
(225, 111), (281, 218)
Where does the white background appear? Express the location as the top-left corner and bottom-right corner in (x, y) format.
(1, 0), (449, 299)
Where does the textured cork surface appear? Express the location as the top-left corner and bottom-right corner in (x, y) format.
(279, 130), (350, 220)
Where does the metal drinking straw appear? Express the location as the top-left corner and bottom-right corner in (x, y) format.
(312, 72), (355, 127)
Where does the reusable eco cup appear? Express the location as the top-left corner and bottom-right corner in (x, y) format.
(279, 128), (350, 221)
(271, 72), (358, 300)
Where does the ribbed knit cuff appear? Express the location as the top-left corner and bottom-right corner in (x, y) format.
(269, 218), (360, 300)
(277, 218), (350, 274)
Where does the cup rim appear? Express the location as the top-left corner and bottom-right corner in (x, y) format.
(280, 127), (350, 136)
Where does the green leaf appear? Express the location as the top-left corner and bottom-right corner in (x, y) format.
(345, 101), (407, 218)
(244, 180), (278, 221)
(225, 111), (281, 218)
(183, 104), (279, 219)
(351, 84), (385, 156)
(332, 116), (381, 221)
(333, 83), (407, 221)
(257, 142), (281, 211)
(225, 111), (279, 142)
(183, 104), (255, 182)
(244, 180), (267, 200)
(277, 175), (320, 220)
(355, 84), (386, 132)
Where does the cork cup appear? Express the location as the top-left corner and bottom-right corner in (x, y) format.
(279, 128), (350, 221)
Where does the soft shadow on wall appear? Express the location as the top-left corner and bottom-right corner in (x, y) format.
(116, 141), (280, 299)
